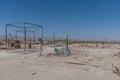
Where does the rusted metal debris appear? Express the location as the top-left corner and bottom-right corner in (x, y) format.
(112, 64), (120, 76)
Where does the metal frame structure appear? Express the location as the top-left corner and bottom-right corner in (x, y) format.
(5, 22), (43, 53)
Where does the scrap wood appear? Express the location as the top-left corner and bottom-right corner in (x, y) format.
(91, 65), (100, 68)
(64, 62), (86, 65)
(113, 52), (120, 57)
(112, 66), (120, 74)
(64, 62), (99, 67)
(112, 68), (120, 74)
(32, 73), (37, 75)
(112, 64), (120, 75)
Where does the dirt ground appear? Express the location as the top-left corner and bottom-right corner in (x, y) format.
(0, 43), (120, 80)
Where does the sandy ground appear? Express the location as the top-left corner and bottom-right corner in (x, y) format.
(0, 43), (120, 80)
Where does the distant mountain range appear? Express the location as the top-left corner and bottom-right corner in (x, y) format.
(0, 35), (54, 41)
(0, 35), (118, 42)
(0, 34), (80, 41)
(0, 35), (105, 42)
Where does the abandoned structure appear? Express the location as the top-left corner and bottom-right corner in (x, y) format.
(5, 22), (43, 54)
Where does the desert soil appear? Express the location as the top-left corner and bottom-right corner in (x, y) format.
(0, 43), (120, 80)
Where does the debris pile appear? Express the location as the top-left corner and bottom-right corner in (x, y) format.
(112, 64), (120, 76)
(114, 52), (120, 57)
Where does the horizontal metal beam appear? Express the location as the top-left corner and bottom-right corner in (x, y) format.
(24, 22), (43, 27)
(23, 26), (42, 29)
(6, 24), (24, 28)
(7, 22), (23, 26)
(6, 22), (43, 28)
(16, 30), (35, 32)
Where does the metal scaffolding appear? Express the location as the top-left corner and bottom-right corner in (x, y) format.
(5, 22), (43, 53)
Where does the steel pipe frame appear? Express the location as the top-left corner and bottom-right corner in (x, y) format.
(5, 22), (43, 53)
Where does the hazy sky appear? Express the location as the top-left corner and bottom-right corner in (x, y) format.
(0, 0), (120, 41)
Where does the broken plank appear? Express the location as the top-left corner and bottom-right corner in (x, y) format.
(64, 62), (86, 65)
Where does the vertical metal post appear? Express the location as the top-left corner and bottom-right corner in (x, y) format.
(39, 26), (43, 56)
(66, 34), (68, 49)
(53, 32), (57, 55)
(53, 32), (55, 46)
(6, 24), (8, 52)
(29, 37), (31, 49)
(42, 26), (43, 45)
(24, 22), (27, 52)
(32, 32), (35, 49)
(64, 34), (71, 56)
